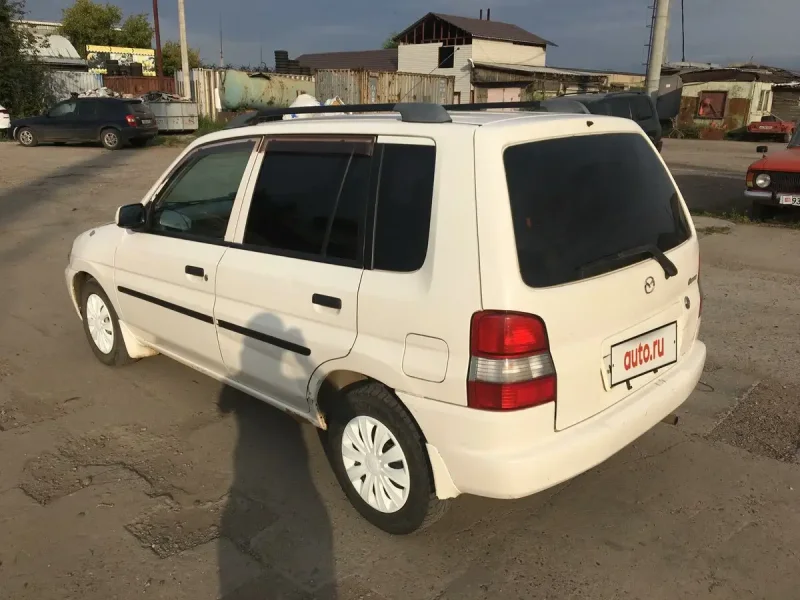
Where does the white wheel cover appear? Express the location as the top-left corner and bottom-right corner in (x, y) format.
(341, 415), (410, 513)
(86, 293), (114, 354)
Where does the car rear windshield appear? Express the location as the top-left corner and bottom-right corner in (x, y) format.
(503, 133), (691, 288)
(126, 101), (152, 115)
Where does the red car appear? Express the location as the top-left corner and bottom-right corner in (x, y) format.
(747, 114), (796, 143)
(745, 128), (800, 218)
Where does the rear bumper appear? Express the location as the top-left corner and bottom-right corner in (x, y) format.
(401, 340), (706, 500)
(121, 126), (158, 141)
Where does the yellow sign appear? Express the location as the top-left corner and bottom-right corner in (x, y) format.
(86, 45), (156, 76)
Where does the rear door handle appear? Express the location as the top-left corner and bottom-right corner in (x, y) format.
(185, 265), (205, 277)
(312, 294), (342, 309)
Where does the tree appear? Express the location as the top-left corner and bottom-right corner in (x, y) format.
(61, 0), (121, 56)
(161, 40), (200, 76)
(0, 0), (50, 117)
(61, 0), (153, 56)
(117, 14), (153, 48)
(382, 33), (398, 50)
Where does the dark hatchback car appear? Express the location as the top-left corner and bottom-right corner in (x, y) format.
(547, 91), (663, 152)
(12, 97), (158, 150)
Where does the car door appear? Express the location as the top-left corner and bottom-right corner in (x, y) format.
(76, 99), (102, 141)
(630, 95), (660, 141)
(42, 100), (79, 141)
(214, 136), (372, 414)
(114, 137), (261, 374)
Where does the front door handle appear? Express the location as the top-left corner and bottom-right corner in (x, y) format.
(185, 265), (205, 277)
(312, 294), (342, 309)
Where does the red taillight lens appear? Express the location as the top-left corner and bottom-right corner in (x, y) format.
(470, 311), (548, 357)
(0, 109), (8, 114)
(467, 311), (556, 411)
(125, 114), (137, 127)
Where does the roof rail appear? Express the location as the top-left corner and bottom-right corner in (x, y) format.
(224, 100), (583, 130)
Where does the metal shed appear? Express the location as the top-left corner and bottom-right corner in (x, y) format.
(315, 70), (454, 105)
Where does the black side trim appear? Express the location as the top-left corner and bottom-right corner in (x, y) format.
(217, 319), (311, 356)
(117, 286), (214, 324)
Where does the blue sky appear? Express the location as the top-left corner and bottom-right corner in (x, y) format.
(23, 0), (798, 73)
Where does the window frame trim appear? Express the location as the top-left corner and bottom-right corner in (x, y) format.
(229, 134), (377, 269)
(137, 136), (262, 246)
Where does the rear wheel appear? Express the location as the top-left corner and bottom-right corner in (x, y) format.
(324, 382), (449, 534)
(101, 128), (122, 150)
(17, 127), (37, 147)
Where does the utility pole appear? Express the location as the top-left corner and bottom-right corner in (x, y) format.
(645, 0), (670, 97)
(681, 0), (686, 62)
(177, 0), (191, 99)
(152, 0), (163, 77)
(219, 14), (224, 68)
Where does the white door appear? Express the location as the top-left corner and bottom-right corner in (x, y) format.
(114, 138), (260, 374)
(214, 137), (372, 414)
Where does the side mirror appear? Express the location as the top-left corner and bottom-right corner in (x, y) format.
(756, 145), (768, 154)
(115, 203), (146, 229)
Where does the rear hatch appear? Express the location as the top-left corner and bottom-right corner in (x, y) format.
(474, 117), (701, 430)
(126, 100), (157, 128)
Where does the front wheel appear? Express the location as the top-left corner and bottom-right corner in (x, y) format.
(324, 382), (449, 534)
(17, 127), (38, 147)
(80, 279), (135, 366)
(101, 128), (122, 150)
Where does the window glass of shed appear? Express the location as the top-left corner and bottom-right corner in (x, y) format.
(373, 144), (436, 272)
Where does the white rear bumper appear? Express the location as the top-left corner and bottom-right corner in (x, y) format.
(400, 340), (706, 500)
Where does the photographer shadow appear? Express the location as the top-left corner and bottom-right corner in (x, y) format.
(216, 313), (337, 599)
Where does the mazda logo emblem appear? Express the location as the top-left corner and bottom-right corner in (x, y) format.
(644, 276), (656, 294)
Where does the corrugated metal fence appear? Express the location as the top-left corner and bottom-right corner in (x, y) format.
(176, 69), (222, 120)
(47, 71), (103, 100)
(315, 70), (455, 105)
(104, 76), (176, 96)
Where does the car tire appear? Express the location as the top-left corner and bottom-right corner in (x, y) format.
(323, 381), (449, 535)
(130, 138), (149, 148)
(751, 201), (771, 221)
(80, 279), (135, 367)
(101, 128), (122, 150)
(17, 127), (38, 147)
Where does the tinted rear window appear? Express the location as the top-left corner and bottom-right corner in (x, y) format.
(126, 101), (151, 115)
(503, 133), (690, 287)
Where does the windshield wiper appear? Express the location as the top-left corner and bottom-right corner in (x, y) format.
(578, 244), (678, 280)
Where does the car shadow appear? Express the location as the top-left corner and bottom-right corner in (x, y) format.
(216, 314), (337, 599)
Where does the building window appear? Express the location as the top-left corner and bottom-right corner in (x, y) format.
(438, 46), (455, 69)
(697, 91), (727, 119)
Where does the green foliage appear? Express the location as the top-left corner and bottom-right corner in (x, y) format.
(196, 115), (225, 137)
(118, 13), (153, 48)
(382, 33), (398, 49)
(61, 0), (121, 56)
(161, 40), (201, 76)
(0, 0), (50, 117)
(61, 0), (153, 56)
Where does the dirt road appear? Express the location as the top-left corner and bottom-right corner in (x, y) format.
(1, 141), (799, 600)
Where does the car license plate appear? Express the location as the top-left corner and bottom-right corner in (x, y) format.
(758, 125), (773, 130)
(142, 119), (152, 125)
(610, 322), (678, 387)
(779, 195), (800, 206)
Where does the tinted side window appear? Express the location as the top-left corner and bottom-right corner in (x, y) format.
(504, 133), (690, 288)
(77, 101), (98, 118)
(49, 101), (77, 117)
(607, 97), (631, 119)
(373, 144), (436, 272)
(243, 140), (372, 264)
(631, 96), (654, 120)
(97, 101), (121, 119)
(151, 140), (256, 241)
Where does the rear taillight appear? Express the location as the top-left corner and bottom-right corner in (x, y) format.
(467, 311), (557, 411)
(125, 114), (137, 127)
(0, 109), (8, 114)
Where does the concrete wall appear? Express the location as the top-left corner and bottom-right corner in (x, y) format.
(398, 43), (473, 103)
(471, 39), (546, 67)
(679, 80), (773, 133)
(607, 72), (646, 89)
